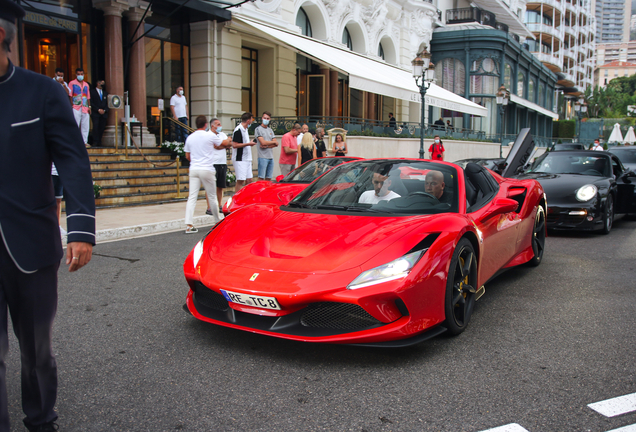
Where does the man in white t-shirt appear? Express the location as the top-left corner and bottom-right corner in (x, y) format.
(592, 139), (604, 151)
(170, 86), (189, 143)
(359, 172), (401, 204)
(209, 117), (232, 212)
(231, 112), (256, 192)
(184, 115), (223, 233)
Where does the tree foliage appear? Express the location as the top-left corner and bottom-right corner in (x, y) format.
(585, 82), (636, 118)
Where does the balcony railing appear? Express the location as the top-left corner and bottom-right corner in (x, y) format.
(446, 7), (497, 29)
(230, 116), (487, 139)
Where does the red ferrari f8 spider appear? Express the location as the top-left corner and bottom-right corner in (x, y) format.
(222, 157), (361, 215)
(184, 133), (546, 347)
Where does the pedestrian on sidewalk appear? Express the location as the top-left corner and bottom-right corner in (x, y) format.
(209, 118), (232, 213)
(231, 112), (256, 192)
(279, 124), (301, 177)
(428, 135), (445, 161)
(184, 115), (223, 233)
(170, 86), (188, 143)
(254, 111), (278, 180)
(68, 67), (91, 148)
(0, 4), (96, 430)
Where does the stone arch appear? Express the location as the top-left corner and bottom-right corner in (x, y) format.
(341, 19), (368, 55)
(294, 0), (330, 41)
(378, 34), (397, 65)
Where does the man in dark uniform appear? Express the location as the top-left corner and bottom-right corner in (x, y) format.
(89, 79), (108, 146)
(0, 2), (95, 431)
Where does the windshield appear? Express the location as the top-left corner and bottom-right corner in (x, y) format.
(287, 160), (459, 215)
(281, 157), (359, 183)
(610, 149), (636, 164)
(527, 153), (610, 177)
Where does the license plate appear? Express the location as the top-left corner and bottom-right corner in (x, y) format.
(220, 290), (281, 310)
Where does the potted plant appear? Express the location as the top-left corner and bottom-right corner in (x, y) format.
(93, 182), (102, 199)
(226, 169), (236, 187)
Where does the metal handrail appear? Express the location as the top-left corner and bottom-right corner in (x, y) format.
(160, 116), (195, 144)
(231, 115), (487, 139)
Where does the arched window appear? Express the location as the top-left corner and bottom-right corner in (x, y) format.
(528, 79), (535, 102)
(504, 64), (512, 89)
(517, 72), (525, 97)
(342, 27), (352, 50)
(434, 58), (466, 95)
(378, 43), (384, 60)
(296, 7), (312, 37)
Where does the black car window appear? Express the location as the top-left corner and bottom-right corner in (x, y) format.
(611, 156), (624, 177)
(528, 153), (610, 177)
(610, 149), (636, 164)
(464, 162), (500, 211)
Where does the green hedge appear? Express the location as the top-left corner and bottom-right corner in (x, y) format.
(553, 120), (576, 138)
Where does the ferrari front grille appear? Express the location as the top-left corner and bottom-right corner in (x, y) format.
(300, 302), (381, 330)
(193, 282), (229, 311)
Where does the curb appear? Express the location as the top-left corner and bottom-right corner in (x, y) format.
(62, 214), (219, 245)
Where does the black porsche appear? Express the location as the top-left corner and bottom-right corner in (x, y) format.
(515, 150), (636, 234)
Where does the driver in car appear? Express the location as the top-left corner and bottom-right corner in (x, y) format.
(425, 170), (451, 204)
(359, 172), (401, 204)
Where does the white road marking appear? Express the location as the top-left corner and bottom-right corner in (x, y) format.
(606, 424), (636, 432)
(589, 392), (636, 417)
(478, 424), (530, 432)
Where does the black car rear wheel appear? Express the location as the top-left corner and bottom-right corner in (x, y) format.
(601, 195), (614, 235)
(444, 238), (477, 335)
(528, 205), (546, 267)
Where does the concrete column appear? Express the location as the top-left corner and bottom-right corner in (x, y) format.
(93, 0), (129, 146)
(125, 5), (152, 128)
(319, 67), (330, 118)
(330, 70), (338, 117)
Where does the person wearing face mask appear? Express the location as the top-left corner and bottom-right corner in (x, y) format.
(254, 111), (278, 180)
(170, 86), (189, 143)
(209, 118), (232, 212)
(428, 135), (445, 161)
(68, 67), (91, 148)
(315, 128), (327, 158)
(89, 79), (108, 147)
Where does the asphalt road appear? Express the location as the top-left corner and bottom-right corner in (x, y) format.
(5, 219), (636, 432)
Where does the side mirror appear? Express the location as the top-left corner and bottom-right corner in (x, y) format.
(276, 175), (285, 182)
(485, 198), (519, 219)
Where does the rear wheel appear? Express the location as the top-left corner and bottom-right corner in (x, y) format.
(444, 238), (477, 335)
(527, 205), (546, 267)
(601, 195), (614, 235)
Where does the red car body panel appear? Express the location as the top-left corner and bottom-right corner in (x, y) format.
(184, 158), (545, 346)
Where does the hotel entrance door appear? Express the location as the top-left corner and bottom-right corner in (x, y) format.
(23, 24), (78, 80)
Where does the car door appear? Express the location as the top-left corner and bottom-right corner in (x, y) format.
(464, 164), (520, 283)
(612, 155), (636, 214)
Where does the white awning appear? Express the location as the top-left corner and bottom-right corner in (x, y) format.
(510, 94), (559, 119)
(232, 16), (488, 117)
(471, 0), (534, 39)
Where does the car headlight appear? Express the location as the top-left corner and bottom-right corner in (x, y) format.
(575, 184), (598, 202)
(192, 240), (204, 268)
(347, 250), (425, 290)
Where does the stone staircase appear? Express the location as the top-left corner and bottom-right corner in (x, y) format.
(87, 147), (236, 209)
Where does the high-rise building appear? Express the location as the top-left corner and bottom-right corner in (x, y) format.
(595, 0), (632, 43)
(524, 0), (596, 101)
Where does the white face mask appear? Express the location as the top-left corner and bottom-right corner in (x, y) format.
(216, 126), (222, 133)
(179, 90), (184, 96)
(77, 75), (84, 82)
(434, 139), (440, 143)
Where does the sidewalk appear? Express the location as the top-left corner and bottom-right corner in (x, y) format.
(61, 197), (227, 245)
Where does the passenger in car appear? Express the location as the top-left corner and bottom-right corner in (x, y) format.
(425, 170), (452, 204)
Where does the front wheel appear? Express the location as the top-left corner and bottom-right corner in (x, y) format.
(527, 205), (546, 267)
(601, 195), (614, 235)
(444, 238), (478, 335)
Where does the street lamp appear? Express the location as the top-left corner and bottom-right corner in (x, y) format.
(574, 96), (586, 142)
(496, 84), (510, 158)
(413, 49), (436, 159)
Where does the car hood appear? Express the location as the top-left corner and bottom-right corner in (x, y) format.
(208, 205), (435, 274)
(516, 173), (606, 202)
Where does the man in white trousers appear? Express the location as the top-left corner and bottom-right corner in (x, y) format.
(184, 115), (223, 233)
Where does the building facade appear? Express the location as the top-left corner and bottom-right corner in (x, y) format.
(594, 60), (636, 87)
(10, 0), (563, 145)
(595, 0), (632, 44)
